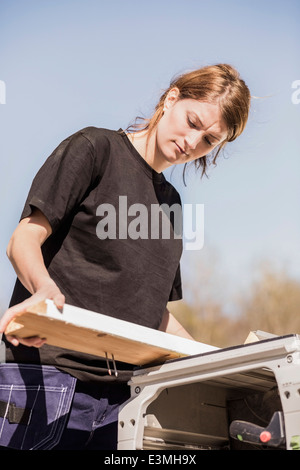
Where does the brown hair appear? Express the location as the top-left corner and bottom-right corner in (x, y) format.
(128, 64), (251, 179)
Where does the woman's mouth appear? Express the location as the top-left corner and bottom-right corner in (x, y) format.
(174, 142), (189, 156)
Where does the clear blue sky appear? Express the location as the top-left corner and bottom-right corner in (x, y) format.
(0, 0), (299, 314)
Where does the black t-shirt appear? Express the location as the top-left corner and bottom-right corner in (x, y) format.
(5, 127), (183, 383)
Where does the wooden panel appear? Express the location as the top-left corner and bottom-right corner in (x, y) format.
(5, 300), (217, 366)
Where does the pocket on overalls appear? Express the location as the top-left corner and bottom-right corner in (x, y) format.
(0, 363), (76, 450)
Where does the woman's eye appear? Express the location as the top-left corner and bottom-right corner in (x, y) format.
(187, 117), (197, 128)
(187, 116), (213, 146)
(205, 136), (213, 146)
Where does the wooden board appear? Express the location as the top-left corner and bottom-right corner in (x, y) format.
(244, 330), (278, 344)
(5, 300), (218, 366)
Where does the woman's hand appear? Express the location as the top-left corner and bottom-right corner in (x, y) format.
(0, 279), (65, 348)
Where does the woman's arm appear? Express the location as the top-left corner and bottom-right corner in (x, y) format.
(0, 208), (65, 347)
(7, 208), (53, 295)
(159, 307), (194, 340)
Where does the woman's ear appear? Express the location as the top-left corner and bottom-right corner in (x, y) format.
(163, 87), (180, 111)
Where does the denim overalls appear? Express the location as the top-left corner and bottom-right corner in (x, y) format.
(0, 341), (130, 450)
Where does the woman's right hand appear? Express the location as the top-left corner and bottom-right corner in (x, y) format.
(0, 279), (65, 348)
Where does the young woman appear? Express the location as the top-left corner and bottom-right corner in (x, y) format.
(0, 63), (250, 450)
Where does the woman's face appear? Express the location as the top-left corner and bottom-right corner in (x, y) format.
(155, 88), (228, 168)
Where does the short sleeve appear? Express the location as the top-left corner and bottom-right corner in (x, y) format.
(168, 264), (182, 301)
(20, 130), (97, 232)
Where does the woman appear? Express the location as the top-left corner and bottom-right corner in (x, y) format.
(0, 63), (250, 450)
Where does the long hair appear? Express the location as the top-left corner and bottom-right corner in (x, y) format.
(127, 64), (251, 181)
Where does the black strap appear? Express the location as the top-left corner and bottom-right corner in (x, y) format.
(0, 400), (31, 425)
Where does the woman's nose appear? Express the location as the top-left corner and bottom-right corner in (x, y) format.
(185, 131), (200, 151)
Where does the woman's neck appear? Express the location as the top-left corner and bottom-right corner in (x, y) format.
(126, 130), (168, 173)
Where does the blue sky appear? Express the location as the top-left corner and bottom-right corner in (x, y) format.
(0, 0), (299, 313)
